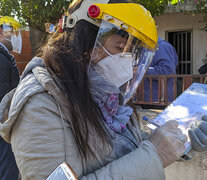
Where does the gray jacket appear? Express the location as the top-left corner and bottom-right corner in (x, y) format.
(0, 57), (165, 180)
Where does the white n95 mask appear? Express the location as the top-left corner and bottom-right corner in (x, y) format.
(96, 53), (133, 88)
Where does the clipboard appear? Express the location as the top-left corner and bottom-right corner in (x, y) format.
(152, 83), (207, 154)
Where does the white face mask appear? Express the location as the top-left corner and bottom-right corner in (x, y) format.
(96, 52), (133, 88)
(11, 33), (22, 54)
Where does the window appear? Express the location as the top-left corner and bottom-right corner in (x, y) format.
(168, 31), (192, 74)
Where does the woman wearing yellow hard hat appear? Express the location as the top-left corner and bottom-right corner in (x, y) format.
(0, 0), (187, 179)
(0, 16), (22, 53)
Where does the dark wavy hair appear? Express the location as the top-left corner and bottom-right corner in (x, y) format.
(42, 0), (129, 159)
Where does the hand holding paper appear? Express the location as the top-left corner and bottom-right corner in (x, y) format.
(149, 120), (187, 168)
(151, 83), (207, 155)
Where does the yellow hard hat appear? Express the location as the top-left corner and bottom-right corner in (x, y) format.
(0, 16), (21, 30)
(0, 16), (22, 53)
(88, 3), (158, 50)
(65, 0), (158, 50)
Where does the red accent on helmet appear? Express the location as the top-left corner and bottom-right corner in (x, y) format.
(88, 5), (100, 18)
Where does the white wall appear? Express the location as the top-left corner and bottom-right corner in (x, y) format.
(154, 13), (207, 74)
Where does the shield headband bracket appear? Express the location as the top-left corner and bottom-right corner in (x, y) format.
(64, 0), (110, 29)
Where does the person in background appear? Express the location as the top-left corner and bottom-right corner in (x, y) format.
(144, 37), (178, 102)
(198, 62), (207, 84)
(198, 62), (207, 74)
(0, 29), (19, 101)
(0, 17), (21, 180)
(0, 0), (206, 179)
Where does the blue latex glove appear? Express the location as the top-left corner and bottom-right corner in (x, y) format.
(189, 115), (207, 152)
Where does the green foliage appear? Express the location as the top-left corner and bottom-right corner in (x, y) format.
(170, 0), (181, 5)
(0, 0), (16, 17)
(134, 0), (170, 17)
(0, 0), (176, 31)
(194, 0), (207, 31)
(0, 0), (70, 31)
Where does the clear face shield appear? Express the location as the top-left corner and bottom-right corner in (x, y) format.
(89, 20), (155, 105)
(0, 24), (22, 53)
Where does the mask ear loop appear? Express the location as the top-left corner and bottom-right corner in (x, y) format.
(97, 41), (113, 57)
(87, 40), (113, 73)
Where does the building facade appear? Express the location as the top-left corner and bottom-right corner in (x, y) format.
(155, 0), (207, 75)
(153, 1), (207, 179)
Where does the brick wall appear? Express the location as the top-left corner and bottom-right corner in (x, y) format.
(11, 31), (32, 74)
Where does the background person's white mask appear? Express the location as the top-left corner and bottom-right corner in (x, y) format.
(96, 53), (133, 88)
(11, 33), (22, 54)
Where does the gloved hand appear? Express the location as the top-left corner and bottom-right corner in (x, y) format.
(188, 115), (207, 152)
(149, 120), (187, 168)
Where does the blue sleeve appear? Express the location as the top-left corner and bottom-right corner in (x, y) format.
(146, 38), (178, 75)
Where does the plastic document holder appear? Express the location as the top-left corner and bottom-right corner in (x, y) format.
(152, 83), (207, 156)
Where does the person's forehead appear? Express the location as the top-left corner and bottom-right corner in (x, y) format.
(111, 33), (124, 38)
(107, 34), (125, 42)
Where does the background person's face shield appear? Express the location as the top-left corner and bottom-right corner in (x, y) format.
(89, 20), (155, 104)
(0, 24), (22, 53)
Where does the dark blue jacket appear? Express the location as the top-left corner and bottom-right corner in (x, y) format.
(144, 38), (178, 102)
(0, 43), (19, 180)
(0, 44), (19, 101)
